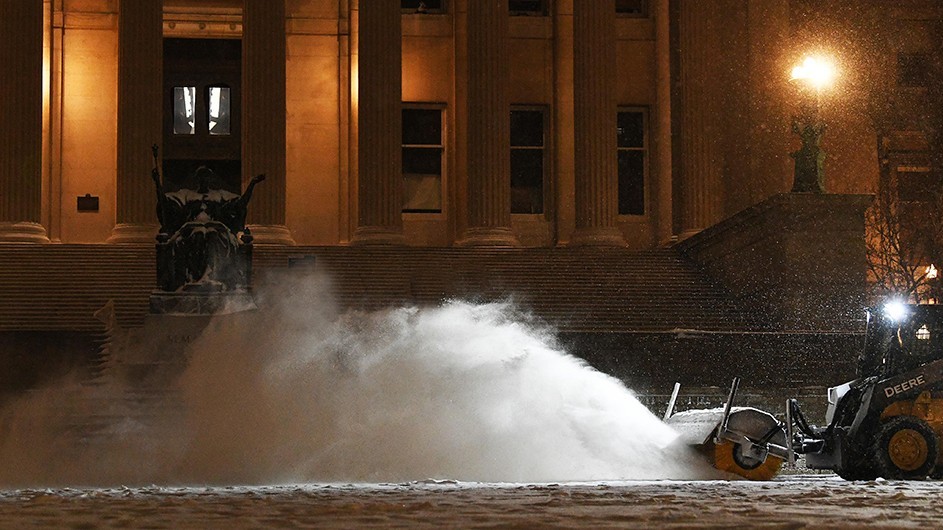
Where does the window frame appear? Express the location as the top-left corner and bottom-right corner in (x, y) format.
(617, 106), (649, 217)
(402, 103), (447, 215)
(510, 105), (550, 216)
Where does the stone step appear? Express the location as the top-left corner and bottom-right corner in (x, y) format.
(0, 244), (767, 333)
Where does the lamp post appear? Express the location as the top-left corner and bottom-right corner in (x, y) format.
(789, 56), (836, 193)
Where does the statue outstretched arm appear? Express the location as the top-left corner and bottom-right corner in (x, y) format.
(241, 173), (266, 205)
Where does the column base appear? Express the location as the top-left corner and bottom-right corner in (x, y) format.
(0, 222), (49, 243)
(568, 226), (626, 247)
(107, 223), (158, 244)
(247, 224), (295, 246)
(457, 227), (520, 247)
(350, 225), (406, 246)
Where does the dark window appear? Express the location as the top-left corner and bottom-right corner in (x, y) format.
(401, 0), (445, 13)
(510, 0), (547, 16)
(897, 169), (941, 203)
(617, 110), (646, 215)
(511, 108), (546, 214)
(403, 107), (444, 213)
(616, 0), (648, 17)
(898, 53), (930, 88)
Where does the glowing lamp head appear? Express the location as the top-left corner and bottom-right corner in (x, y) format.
(790, 56), (836, 90)
(883, 300), (909, 322)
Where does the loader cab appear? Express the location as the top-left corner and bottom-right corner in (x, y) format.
(859, 303), (943, 379)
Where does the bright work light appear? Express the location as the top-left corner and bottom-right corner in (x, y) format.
(883, 300), (909, 322)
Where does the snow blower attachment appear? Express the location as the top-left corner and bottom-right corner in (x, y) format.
(664, 378), (789, 480)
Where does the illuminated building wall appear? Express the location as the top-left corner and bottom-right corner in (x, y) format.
(3, 0), (939, 247)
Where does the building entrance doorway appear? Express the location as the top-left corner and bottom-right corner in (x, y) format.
(162, 38), (241, 193)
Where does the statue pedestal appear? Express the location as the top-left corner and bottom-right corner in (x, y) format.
(79, 305), (258, 444)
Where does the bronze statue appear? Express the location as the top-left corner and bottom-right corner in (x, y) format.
(790, 105), (827, 194)
(150, 145), (263, 293)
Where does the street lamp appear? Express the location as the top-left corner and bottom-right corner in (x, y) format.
(789, 56), (836, 193)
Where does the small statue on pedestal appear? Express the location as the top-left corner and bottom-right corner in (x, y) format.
(790, 117), (826, 194)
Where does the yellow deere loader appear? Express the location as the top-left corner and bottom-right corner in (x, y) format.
(665, 303), (943, 481)
(789, 302), (943, 480)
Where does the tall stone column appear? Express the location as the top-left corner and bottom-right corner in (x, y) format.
(460, 0), (518, 247)
(109, 0), (163, 244)
(677, 0), (722, 238)
(570, 0), (625, 246)
(0, 0), (48, 242)
(653, 0), (673, 245)
(243, 0), (293, 245)
(351, 0), (404, 245)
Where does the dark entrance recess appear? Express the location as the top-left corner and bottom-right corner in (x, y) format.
(163, 38), (241, 193)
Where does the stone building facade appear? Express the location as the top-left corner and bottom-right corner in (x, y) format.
(0, 0), (940, 249)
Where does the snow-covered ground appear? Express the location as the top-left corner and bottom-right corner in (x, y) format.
(1, 476), (941, 528)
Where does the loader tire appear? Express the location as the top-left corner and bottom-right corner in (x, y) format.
(713, 440), (782, 481)
(874, 416), (938, 480)
(836, 433), (877, 481)
(835, 458), (876, 481)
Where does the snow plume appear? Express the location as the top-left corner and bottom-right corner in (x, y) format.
(0, 271), (716, 487)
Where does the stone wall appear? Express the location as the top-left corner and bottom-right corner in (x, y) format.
(566, 329), (860, 390)
(0, 331), (100, 402)
(677, 193), (873, 332)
